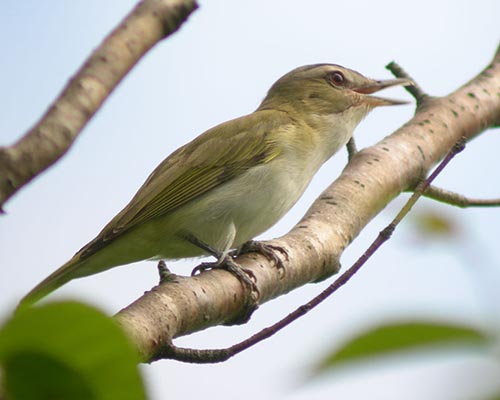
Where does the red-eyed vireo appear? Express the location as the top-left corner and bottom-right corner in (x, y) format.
(20, 64), (411, 307)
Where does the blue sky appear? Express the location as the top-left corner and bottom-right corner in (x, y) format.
(1, 1), (500, 399)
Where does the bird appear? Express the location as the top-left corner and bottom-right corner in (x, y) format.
(19, 64), (412, 308)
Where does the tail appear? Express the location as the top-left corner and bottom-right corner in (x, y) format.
(18, 257), (84, 309)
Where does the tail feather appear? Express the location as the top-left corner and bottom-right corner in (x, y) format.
(18, 258), (82, 309)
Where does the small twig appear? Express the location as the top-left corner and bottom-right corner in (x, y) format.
(422, 185), (500, 208)
(155, 137), (467, 363)
(346, 137), (358, 161)
(386, 61), (430, 107)
(157, 260), (176, 284)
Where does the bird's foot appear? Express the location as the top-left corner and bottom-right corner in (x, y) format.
(192, 255), (259, 324)
(236, 240), (288, 277)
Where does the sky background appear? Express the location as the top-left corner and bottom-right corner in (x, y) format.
(1, 1), (500, 399)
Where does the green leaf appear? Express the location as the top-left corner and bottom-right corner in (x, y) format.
(3, 352), (94, 400)
(0, 301), (146, 400)
(317, 321), (489, 372)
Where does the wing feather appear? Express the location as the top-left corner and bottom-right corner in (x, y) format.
(80, 110), (290, 257)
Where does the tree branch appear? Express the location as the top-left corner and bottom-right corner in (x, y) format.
(422, 185), (500, 207)
(114, 44), (500, 362)
(0, 0), (198, 211)
(154, 138), (468, 363)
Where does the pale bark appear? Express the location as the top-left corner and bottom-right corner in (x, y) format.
(0, 0), (198, 210)
(115, 46), (500, 362)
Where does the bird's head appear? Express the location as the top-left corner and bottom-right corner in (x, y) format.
(258, 64), (412, 118)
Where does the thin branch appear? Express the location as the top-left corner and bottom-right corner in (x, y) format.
(386, 61), (431, 107)
(422, 185), (500, 208)
(346, 137), (358, 161)
(157, 260), (177, 284)
(156, 138), (467, 363)
(0, 0), (198, 211)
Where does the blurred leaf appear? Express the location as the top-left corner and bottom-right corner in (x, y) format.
(411, 209), (460, 239)
(316, 321), (489, 373)
(3, 353), (94, 400)
(0, 301), (146, 400)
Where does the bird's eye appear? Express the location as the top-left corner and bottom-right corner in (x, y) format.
(329, 71), (345, 86)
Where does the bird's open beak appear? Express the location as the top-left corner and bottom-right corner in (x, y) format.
(353, 77), (414, 106)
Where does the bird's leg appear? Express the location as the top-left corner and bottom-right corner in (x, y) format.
(182, 233), (224, 272)
(193, 255), (258, 292)
(184, 234), (256, 283)
(182, 233), (259, 323)
(235, 240), (288, 275)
